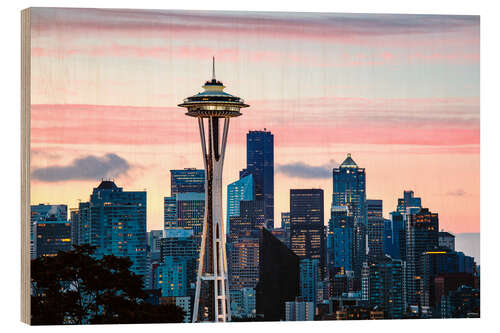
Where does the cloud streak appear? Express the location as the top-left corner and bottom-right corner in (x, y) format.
(277, 160), (339, 179)
(447, 189), (466, 196)
(31, 153), (131, 182)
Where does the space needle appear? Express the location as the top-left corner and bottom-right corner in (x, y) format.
(178, 58), (249, 323)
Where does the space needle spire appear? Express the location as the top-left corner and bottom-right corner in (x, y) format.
(178, 59), (249, 323)
(212, 56), (216, 81)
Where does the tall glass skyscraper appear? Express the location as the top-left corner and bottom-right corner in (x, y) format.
(170, 168), (205, 195)
(406, 207), (439, 306)
(163, 192), (205, 236)
(227, 174), (254, 234)
(362, 256), (405, 319)
(327, 206), (354, 274)
(367, 199), (384, 257)
(332, 154), (366, 279)
(241, 130), (274, 229)
(256, 228), (299, 321)
(299, 258), (319, 308)
(78, 180), (147, 278)
(289, 189), (325, 274)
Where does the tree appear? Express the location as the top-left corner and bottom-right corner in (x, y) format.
(31, 245), (185, 325)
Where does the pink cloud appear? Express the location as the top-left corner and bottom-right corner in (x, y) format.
(31, 103), (479, 148)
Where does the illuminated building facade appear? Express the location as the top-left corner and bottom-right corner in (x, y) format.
(78, 180), (147, 279)
(240, 130), (274, 229)
(332, 154), (366, 279)
(35, 217), (72, 258)
(227, 174), (254, 234)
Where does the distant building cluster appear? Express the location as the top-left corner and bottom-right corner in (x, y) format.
(31, 129), (480, 321)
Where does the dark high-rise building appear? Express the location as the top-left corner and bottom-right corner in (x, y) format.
(390, 211), (405, 260)
(440, 285), (480, 318)
(78, 180), (147, 279)
(76, 201), (90, 246)
(241, 130), (274, 229)
(164, 192), (205, 236)
(229, 199), (265, 235)
(170, 168), (205, 195)
(383, 218), (393, 257)
(159, 228), (200, 298)
(438, 231), (455, 251)
(228, 230), (260, 291)
(327, 206), (354, 274)
(256, 228), (299, 321)
(299, 259), (319, 308)
(290, 189), (325, 273)
(30, 204), (68, 259)
(367, 199), (384, 257)
(361, 255), (404, 319)
(332, 154), (366, 279)
(434, 273), (475, 315)
(69, 208), (79, 248)
(406, 208), (439, 307)
(290, 189), (324, 226)
(421, 249), (475, 309)
(35, 216), (72, 258)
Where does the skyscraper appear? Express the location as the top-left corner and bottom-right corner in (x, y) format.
(362, 255), (405, 319)
(35, 216), (72, 258)
(78, 180), (147, 278)
(241, 130), (274, 229)
(228, 230), (260, 291)
(30, 204), (68, 259)
(406, 207), (439, 307)
(256, 228), (300, 321)
(159, 228), (200, 300)
(170, 168), (205, 195)
(178, 59), (249, 322)
(299, 259), (320, 308)
(290, 189), (326, 273)
(327, 206), (355, 274)
(332, 154), (366, 279)
(367, 199), (384, 257)
(163, 193), (205, 236)
(389, 211), (405, 260)
(226, 174), (255, 234)
(421, 249), (475, 309)
(229, 199), (264, 235)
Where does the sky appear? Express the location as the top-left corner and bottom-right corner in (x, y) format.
(29, 8), (480, 238)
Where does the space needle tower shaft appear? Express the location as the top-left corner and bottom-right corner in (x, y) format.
(178, 58), (249, 323)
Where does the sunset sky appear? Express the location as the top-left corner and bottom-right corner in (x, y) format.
(29, 8), (480, 235)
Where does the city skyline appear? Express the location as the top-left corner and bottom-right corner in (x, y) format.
(30, 8), (479, 237)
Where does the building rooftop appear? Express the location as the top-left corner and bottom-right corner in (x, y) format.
(96, 180), (119, 190)
(340, 153), (358, 168)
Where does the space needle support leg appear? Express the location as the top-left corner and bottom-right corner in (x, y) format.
(219, 117), (231, 321)
(192, 117), (208, 323)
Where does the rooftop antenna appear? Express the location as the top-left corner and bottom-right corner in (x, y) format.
(212, 56), (216, 81)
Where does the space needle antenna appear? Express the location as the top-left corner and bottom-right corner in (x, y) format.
(212, 56), (216, 81)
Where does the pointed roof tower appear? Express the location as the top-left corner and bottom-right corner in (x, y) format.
(340, 153), (358, 168)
